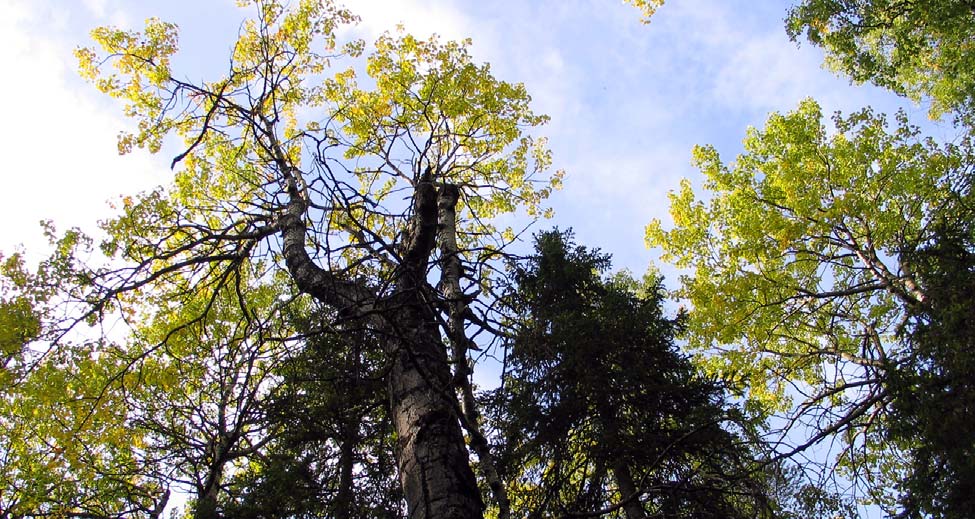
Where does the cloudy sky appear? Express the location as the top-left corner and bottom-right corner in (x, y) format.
(0, 0), (938, 279)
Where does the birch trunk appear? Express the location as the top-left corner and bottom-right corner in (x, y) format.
(437, 183), (510, 518)
(279, 168), (483, 518)
(385, 292), (483, 518)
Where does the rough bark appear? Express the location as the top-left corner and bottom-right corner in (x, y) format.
(277, 164), (483, 518)
(385, 174), (483, 518)
(385, 296), (483, 518)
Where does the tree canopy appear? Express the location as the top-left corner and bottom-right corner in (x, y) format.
(788, 0), (975, 124)
(647, 98), (975, 517)
(8, 0), (560, 516)
(494, 230), (775, 519)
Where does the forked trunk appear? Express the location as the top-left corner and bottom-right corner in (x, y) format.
(279, 169), (483, 518)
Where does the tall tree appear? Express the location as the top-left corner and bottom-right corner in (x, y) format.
(0, 229), (304, 519)
(887, 217), (975, 519)
(787, 0), (975, 124)
(224, 304), (402, 519)
(0, 230), (171, 519)
(121, 263), (293, 519)
(494, 230), (774, 519)
(66, 0), (559, 516)
(646, 98), (975, 516)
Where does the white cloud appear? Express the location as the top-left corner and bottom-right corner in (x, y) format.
(713, 32), (833, 113)
(80, 0), (108, 18)
(0, 0), (922, 283)
(346, 0), (476, 43)
(0, 0), (168, 257)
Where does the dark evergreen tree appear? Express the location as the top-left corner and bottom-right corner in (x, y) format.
(223, 308), (402, 519)
(892, 214), (975, 519)
(492, 230), (772, 519)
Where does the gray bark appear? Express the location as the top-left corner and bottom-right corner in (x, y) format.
(385, 297), (483, 518)
(278, 165), (483, 518)
(437, 183), (510, 519)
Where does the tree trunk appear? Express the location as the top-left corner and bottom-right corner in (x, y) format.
(334, 334), (361, 519)
(599, 401), (645, 519)
(385, 292), (483, 518)
(335, 418), (357, 519)
(278, 167), (483, 518)
(611, 461), (647, 519)
(195, 486), (220, 519)
(438, 183), (510, 518)
(195, 435), (228, 519)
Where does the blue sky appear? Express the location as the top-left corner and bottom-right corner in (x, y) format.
(1, 0), (939, 281)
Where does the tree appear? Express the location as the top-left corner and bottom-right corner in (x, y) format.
(121, 263), (293, 519)
(787, 0), (975, 124)
(224, 305), (402, 519)
(646, 98), (975, 515)
(0, 230), (172, 519)
(887, 217), (975, 519)
(5, 249), (403, 519)
(494, 230), (775, 519)
(64, 0), (560, 516)
(0, 228), (309, 519)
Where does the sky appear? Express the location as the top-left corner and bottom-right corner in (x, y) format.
(0, 0), (940, 281)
